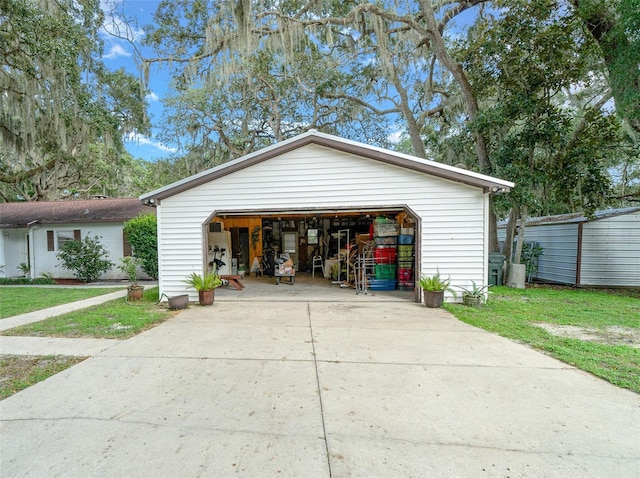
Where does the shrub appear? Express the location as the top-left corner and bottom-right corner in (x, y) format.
(123, 214), (158, 279)
(56, 235), (114, 282)
(0, 277), (55, 285)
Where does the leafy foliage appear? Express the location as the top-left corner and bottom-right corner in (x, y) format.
(123, 214), (158, 279)
(183, 271), (222, 291)
(418, 270), (454, 293)
(56, 235), (114, 283)
(0, 0), (149, 201)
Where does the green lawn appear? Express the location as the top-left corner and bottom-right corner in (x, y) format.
(1, 287), (176, 339)
(0, 286), (122, 318)
(445, 286), (640, 393)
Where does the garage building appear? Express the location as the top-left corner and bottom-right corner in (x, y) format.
(140, 131), (513, 302)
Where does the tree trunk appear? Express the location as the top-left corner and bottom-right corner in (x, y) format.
(489, 198), (500, 253)
(502, 206), (518, 264)
(513, 205), (528, 265)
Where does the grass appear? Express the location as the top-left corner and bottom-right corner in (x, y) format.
(0, 286), (122, 318)
(0, 355), (86, 400)
(1, 287), (177, 339)
(445, 285), (640, 393)
(1, 287), (176, 400)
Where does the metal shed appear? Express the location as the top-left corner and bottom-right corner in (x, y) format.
(498, 207), (640, 287)
(140, 131), (514, 302)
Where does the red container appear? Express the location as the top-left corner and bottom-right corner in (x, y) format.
(374, 246), (397, 263)
(398, 268), (413, 282)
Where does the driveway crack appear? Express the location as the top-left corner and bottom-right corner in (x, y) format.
(307, 302), (332, 477)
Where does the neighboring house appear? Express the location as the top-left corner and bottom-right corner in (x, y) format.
(140, 130), (514, 303)
(498, 207), (640, 287)
(0, 198), (155, 280)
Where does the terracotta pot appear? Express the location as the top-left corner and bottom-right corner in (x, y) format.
(198, 289), (215, 306)
(127, 285), (144, 301)
(423, 290), (444, 308)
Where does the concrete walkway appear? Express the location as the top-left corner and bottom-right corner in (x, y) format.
(1, 299), (639, 477)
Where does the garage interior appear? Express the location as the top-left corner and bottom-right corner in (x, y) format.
(206, 207), (418, 294)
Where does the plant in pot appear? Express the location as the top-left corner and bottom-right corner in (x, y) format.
(118, 256), (144, 300)
(419, 269), (456, 308)
(458, 281), (490, 307)
(183, 271), (223, 306)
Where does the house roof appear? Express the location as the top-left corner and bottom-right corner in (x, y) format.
(497, 207), (640, 227)
(0, 198), (155, 228)
(140, 130), (515, 202)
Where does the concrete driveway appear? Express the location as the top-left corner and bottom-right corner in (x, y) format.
(1, 299), (639, 477)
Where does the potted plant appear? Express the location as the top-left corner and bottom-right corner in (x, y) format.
(183, 270), (223, 306)
(458, 281), (490, 307)
(419, 269), (456, 308)
(118, 256), (144, 300)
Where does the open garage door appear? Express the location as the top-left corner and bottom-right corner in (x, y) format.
(203, 205), (420, 302)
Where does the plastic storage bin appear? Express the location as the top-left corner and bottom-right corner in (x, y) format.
(374, 223), (399, 237)
(398, 234), (414, 244)
(375, 236), (398, 245)
(368, 279), (397, 290)
(397, 268), (413, 282)
(397, 245), (414, 259)
(374, 246), (397, 263)
(375, 264), (397, 279)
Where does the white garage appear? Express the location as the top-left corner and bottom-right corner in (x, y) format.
(140, 131), (513, 303)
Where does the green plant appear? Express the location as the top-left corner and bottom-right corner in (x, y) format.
(123, 214), (158, 279)
(183, 271), (222, 291)
(522, 242), (544, 282)
(17, 262), (30, 276)
(419, 269), (455, 294)
(458, 281), (491, 299)
(118, 256), (141, 285)
(56, 235), (114, 282)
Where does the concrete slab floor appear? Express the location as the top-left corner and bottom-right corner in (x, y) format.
(1, 300), (639, 477)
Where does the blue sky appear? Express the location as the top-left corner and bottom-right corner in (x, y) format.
(101, 0), (176, 162)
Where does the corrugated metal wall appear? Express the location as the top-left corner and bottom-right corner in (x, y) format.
(498, 223), (579, 284)
(156, 143), (488, 300)
(525, 224), (579, 284)
(580, 212), (640, 286)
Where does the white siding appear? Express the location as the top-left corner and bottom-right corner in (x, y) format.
(580, 212), (640, 287)
(157, 144), (488, 300)
(30, 223), (128, 280)
(1, 228), (28, 278)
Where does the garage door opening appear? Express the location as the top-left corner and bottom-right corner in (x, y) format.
(204, 206), (420, 301)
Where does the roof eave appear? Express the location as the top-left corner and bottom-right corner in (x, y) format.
(140, 132), (514, 202)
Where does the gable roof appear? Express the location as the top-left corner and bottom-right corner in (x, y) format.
(0, 198), (155, 228)
(140, 130), (514, 202)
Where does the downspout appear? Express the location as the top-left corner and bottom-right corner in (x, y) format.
(26, 220), (38, 279)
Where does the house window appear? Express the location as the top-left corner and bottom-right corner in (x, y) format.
(47, 229), (81, 251)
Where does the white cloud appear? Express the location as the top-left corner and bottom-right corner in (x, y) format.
(103, 44), (131, 59)
(146, 91), (160, 102)
(387, 130), (403, 143)
(126, 133), (178, 154)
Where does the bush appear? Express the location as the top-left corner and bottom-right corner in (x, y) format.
(56, 235), (114, 282)
(123, 214), (158, 279)
(0, 277), (55, 285)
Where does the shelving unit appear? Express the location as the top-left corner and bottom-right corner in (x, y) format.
(370, 218), (398, 290)
(397, 226), (415, 290)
